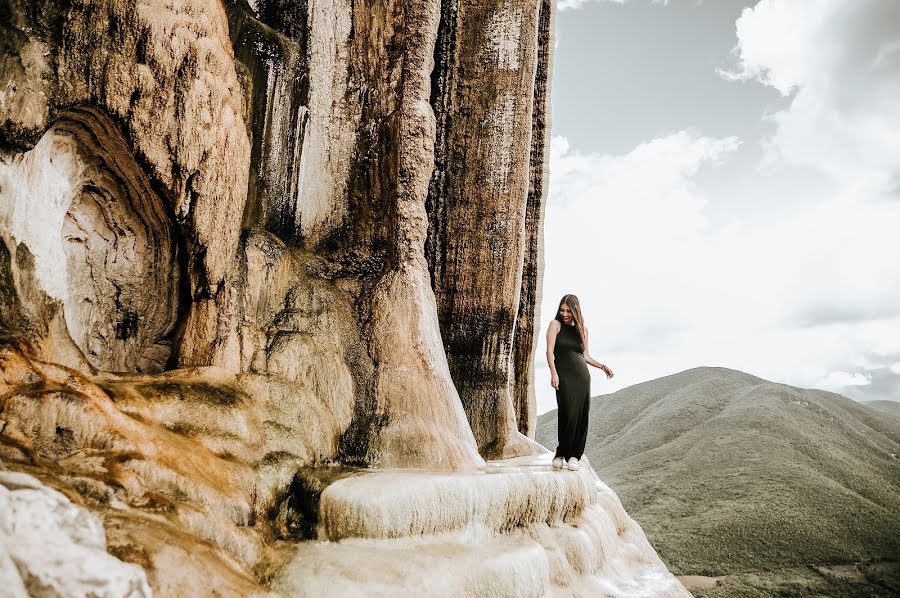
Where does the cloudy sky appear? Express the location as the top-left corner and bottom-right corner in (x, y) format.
(535, 0), (900, 414)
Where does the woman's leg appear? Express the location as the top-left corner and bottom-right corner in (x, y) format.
(555, 381), (580, 459)
(572, 391), (591, 460)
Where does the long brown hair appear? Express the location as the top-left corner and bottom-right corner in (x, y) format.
(555, 294), (586, 345)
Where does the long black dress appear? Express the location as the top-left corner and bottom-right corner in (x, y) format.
(553, 321), (591, 460)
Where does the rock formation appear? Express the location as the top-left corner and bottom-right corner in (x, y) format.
(0, 0), (688, 594)
(427, 0), (552, 458)
(1, 470), (152, 597)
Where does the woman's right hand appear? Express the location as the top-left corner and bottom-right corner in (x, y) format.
(551, 373), (559, 390)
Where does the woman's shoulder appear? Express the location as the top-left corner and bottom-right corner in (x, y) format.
(548, 319), (561, 331)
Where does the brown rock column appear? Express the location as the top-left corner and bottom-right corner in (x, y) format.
(427, 0), (552, 457)
(512, 0), (554, 438)
(358, 0), (484, 469)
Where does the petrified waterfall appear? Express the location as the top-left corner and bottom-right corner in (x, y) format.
(0, 0), (688, 595)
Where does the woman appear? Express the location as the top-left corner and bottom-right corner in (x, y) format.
(546, 294), (614, 471)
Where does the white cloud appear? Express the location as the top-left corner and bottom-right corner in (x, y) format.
(537, 132), (742, 412)
(556, 0), (671, 13)
(544, 132), (740, 341)
(557, 0), (623, 12)
(535, 133), (900, 414)
(817, 370), (872, 390)
(724, 0), (900, 193)
(536, 0), (900, 414)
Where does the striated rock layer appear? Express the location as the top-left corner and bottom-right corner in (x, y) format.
(275, 456), (688, 597)
(0, 106), (178, 373)
(0, 0), (687, 595)
(427, 0), (553, 458)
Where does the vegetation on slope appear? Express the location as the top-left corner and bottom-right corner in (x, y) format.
(863, 400), (900, 422)
(536, 367), (900, 596)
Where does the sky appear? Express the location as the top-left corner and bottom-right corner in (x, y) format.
(535, 0), (900, 414)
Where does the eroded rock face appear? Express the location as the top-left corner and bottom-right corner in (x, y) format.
(0, 0), (545, 468)
(0, 348), (261, 565)
(236, 231), (357, 436)
(58, 0), (252, 303)
(363, 266), (483, 469)
(1, 106), (178, 373)
(514, 0), (554, 439)
(0, 0), (687, 595)
(0, 343), (325, 593)
(1, 0), (251, 368)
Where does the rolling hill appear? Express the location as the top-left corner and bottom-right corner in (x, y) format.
(536, 367), (900, 597)
(863, 400), (900, 422)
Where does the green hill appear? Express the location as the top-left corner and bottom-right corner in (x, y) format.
(536, 367), (900, 597)
(863, 399), (900, 422)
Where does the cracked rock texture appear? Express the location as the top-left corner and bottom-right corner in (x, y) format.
(0, 0), (687, 595)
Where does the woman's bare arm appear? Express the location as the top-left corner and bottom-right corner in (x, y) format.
(582, 326), (614, 378)
(546, 320), (561, 389)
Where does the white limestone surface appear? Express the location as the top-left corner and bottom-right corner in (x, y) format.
(0, 133), (77, 300)
(318, 454), (594, 540)
(275, 528), (549, 598)
(297, 0), (357, 243)
(281, 455), (690, 597)
(0, 470), (152, 597)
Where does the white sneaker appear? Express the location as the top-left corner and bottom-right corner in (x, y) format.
(552, 457), (564, 469)
(567, 457), (580, 471)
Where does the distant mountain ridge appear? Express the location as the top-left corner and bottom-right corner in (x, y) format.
(863, 399), (900, 421)
(536, 366), (900, 597)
